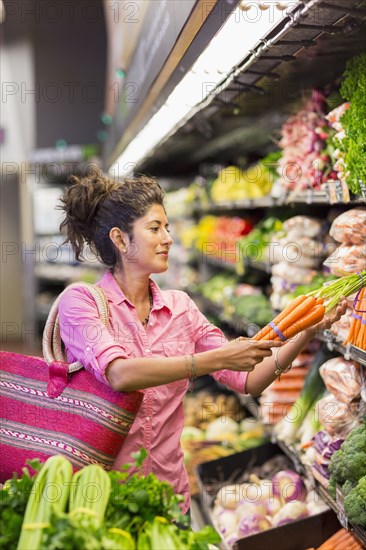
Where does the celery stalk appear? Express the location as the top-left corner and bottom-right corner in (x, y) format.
(17, 455), (73, 550)
(69, 464), (111, 527)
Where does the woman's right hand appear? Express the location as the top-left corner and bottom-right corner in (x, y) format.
(217, 337), (282, 372)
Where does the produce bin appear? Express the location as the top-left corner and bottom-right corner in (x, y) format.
(234, 509), (339, 550)
(196, 441), (285, 512)
(195, 442), (341, 550)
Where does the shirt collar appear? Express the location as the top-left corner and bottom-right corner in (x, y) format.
(98, 271), (172, 312)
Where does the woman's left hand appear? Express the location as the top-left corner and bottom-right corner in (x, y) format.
(306, 297), (348, 337)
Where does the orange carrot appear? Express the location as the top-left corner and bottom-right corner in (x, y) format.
(276, 304), (325, 341)
(317, 528), (347, 549)
(276, 296), (317, 334)
(253, 295), (308, 340)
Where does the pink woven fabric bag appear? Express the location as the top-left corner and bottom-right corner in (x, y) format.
(0, 282), (143, 482)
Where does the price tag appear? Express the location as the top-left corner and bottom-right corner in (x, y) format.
(344, 342), (351, 361)
(306, 189), (314, 204)
(324, 182), (330, 203)
(335, 180), (344, 202)
(359, 181), (366, 201)
(328, 181), (338, 204)
(336, 486), (348, 529)
(341, 181), (350, 203)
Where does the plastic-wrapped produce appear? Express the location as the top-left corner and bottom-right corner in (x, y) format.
(271, 263), (318, 284)
(323, 243), (366, 276)
(319, 357), (362, 404)
(329, 208), (366, 245)
(316, 394), (360, 437)
(282, 216), (323, 239)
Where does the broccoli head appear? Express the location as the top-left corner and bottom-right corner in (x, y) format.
(329, 422), (366, 488)
(344, 475), (366, 529)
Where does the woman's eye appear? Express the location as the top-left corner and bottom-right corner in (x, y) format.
(151, 227), (159, 232)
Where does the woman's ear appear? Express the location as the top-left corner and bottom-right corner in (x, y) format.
(109, 227), (129, 252)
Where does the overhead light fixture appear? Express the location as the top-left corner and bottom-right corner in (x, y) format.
(110, 1), (300, 178)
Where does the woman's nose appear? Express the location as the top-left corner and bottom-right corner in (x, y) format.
(162, 229), (174, 245)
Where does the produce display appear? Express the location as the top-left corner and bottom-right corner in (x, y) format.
(182, 392), (267, 494)
(316, 527), (364, 550)
(330, 53), (366, 195)
(277, 90), (333, 192)
(268, 215), (325, 310)
(211, 458), (329, 547)
(238, 216), (282, 263)
(188, 215), (253, 264)
(209, 162), (273, 202)
(324, 208), (366, 277)
(328, 422), (366, 500)
(274, 346), (333, 444)
(258, 349), (315, 425)
(0, 450), (220, 550)
(194, 273), (273, 328)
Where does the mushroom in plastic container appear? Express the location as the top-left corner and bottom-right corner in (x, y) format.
(237, 513), (272, 537)
(271, 470), (306, 504)
(272, 501), (308, 527)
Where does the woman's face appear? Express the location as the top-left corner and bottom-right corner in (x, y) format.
(124, 204), (174, 274)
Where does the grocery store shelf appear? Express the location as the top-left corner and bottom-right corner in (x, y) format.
(200, 255), (239, 273)
(188, 291), (262, 338)
(272, 440), (366, 547)
(313, 477), (366, 547)
(200, 254), (272, 275)
(194, 196), (277, 213)
(190, 191), (365, 215)
(319, 330), (366, 367)
(245, 258), (272, 274)
(35, 262), (104, 283)
(272, 436), (306, 475)
(286, 189), (366, 205)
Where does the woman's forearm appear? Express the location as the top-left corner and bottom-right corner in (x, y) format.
(245, 331), (313, 396)
(106, 348), (223, 391)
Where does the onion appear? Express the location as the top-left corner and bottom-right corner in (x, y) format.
(272, 470), (306, 505)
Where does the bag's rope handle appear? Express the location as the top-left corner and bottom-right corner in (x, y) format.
(43, 282), (110, 373)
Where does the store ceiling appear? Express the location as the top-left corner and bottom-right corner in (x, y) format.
(139, 0), (366, 180)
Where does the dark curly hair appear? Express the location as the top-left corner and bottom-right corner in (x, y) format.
(59, 170), (165, 269)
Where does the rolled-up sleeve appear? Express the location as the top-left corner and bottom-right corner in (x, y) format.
(187, 296), (248, 394)
(58, 287), (131, 385)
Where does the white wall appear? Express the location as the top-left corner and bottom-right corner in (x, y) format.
(1, 37), (36, 346)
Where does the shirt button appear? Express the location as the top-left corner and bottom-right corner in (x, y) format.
(145, 348), (151, 353)
(149, 321), (153, 326)
(86, 346), (90, 351)
(146, 416), (151, 422)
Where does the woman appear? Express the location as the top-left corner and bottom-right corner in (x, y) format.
(58, 171), (346, 514)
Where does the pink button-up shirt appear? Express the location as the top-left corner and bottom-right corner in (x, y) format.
(59, 271), (248, 512)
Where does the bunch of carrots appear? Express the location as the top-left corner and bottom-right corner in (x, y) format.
(343, 286), (366, 351)
(254, 294), (325, 342)
(254, 271), (366, 343)
(313, 527), (363, 550)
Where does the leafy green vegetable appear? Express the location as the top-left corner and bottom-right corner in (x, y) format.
(328, 422), (366, 498)
(17, 455), (73, 550)
(337, 53), (366, 193)
(261, 150), (282, 180)
(0, 461), (41, 550)
(344, 475), (366, 529)
(239, 217), (282, 262)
